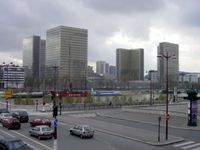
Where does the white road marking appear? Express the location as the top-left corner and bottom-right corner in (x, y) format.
(11, 130), (53, 150)
(173, 141), (195, 147)
(182, 143), (200, 149)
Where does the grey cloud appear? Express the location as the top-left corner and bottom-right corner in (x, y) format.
(79, 0), (165, 14)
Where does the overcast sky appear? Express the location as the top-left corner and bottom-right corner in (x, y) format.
(0, 0), (200, 72)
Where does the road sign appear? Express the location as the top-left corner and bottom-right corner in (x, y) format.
(166, 113), (171, 120)
(4, 89), (13, 98)
(54, 119), (58, 127)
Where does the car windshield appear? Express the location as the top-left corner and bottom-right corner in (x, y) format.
(83, 126), (92, 132)
(42, 127), (51, 131)
(9, 140), (26, 149)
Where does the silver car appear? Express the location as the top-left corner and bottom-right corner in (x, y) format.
(29, 125), (53, 140)
(69, 125), (95, 138)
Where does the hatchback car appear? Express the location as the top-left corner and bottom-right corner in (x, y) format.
(0, 113), (13, 122)
(29, 125), (53, 140)
(0, 138), (33, 150)
(69, 125), (95, 138)
(30, 118), (51, 127)
(12, 111), (29, 123)
(2, 118), (21, 129)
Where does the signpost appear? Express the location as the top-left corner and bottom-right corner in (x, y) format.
(4, 89), (13, 98)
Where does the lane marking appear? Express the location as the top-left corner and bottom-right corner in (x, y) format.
(182, 143), (200, 149)
(11, 130), (53, 150)
(173, 141), (195, 147)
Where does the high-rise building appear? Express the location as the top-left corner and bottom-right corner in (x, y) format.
(109, 65), (116, 78)
(96, 61), (109, 75)
(116, 48), (144, 83)
(157, 42), (179, 88)
(46, 26), (88, 89)
(23, 36), (46, 79)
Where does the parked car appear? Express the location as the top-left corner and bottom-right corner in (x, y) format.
(0, 108), (9, 114)
(12, 111), (29, 123)
(2, 118), (21, 129)
(69, 125), (95, 138)
(0, 113), (13, 122)
(29, 125), (53, 140)
(30, 118), (51, 127)
(0, 138), (33, 150)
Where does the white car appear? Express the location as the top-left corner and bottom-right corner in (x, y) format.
(0, 113), (13, 122)
(69, 125), (95, 138)
(29, 125), (53, 140)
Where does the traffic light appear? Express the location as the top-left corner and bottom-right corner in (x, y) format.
(53, 105), (58, 118)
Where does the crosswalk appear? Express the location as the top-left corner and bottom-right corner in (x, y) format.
(173, 141), (200, 150)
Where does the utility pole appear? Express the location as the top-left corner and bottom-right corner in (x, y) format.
(158, 51), (176, 141)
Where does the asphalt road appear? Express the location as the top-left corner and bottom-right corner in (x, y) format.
(0, 115), (162, 150)
(0, 105), (199, 150)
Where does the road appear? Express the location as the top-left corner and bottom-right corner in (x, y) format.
(0, 103), (200, 150)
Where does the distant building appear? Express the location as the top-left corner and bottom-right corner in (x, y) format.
(157, 42), (179, 88)
(109, 65), (116, 79)
(0, 64), (24, 89)
(148, 70), (158, 83)
(96, 61), (109, 75)
(116, 48), (144, 83)
(46, 26), (88, 89)
(179, 72), (200, 83)
(23, 35), (46, 79)
(87, 66), (95, 76)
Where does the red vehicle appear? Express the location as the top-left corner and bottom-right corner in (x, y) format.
(2, 118), (21, 129)
(30, 118), (51, 127)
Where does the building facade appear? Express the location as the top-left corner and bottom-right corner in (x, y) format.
(23, 36), (46, 79)
(157, 42), (179, 88)
(116, 48), (144, 83)
(96, 61), (109, 75)
(0, 64), (24, 89)
(46, 26), (88, 90)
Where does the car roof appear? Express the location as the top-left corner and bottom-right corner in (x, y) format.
(34, 125), (50, 128)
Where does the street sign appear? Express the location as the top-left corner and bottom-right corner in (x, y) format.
(4, 89), (13, 98)
(166, 113), (171, 120)
(54, 119), (58, 127)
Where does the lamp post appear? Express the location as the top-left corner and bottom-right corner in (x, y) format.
(157, 51), (176, 141)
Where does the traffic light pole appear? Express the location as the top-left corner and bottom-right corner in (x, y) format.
(53, 99), (58, 150)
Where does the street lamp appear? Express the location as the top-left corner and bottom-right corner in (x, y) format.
(157, 51), (176, 141)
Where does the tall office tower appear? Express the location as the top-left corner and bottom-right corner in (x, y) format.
(109, 65), (116, 78)
(46, 26), (88, 89)
(96, 61), (109, 75)
(23, 36), (46, 79)
(157, 42), (179, 88)
(116, 48), (144, 83)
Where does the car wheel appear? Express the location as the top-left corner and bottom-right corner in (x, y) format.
(70, 131), (73, 135)
(90, 135), (94, 138)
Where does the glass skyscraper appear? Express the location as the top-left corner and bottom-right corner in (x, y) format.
(46, 26), (88, 90)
